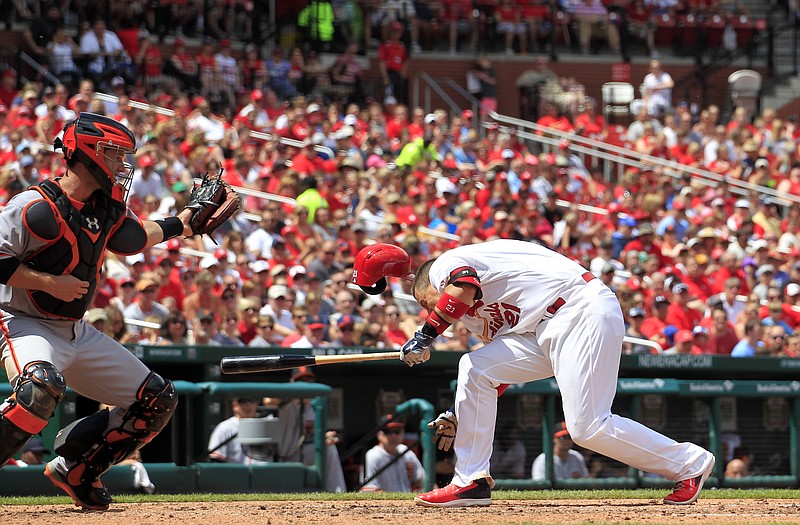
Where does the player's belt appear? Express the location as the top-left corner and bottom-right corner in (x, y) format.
(545, 272), (596, 315)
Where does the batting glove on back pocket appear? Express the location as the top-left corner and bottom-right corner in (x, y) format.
(427, 407), (457, 451)
(400, 330), (435, 367)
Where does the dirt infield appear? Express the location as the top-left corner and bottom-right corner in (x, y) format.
(2, 499), (800, 525)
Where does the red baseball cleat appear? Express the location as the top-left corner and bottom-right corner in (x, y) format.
(663, 455), (715, 505)
(415, 477), (493, 507)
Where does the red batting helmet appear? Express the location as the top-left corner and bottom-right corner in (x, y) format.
(352, 243), (413, 295)
(55, 112), (136, 202)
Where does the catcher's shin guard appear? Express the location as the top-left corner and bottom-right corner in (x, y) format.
(54, 372), (177, 482)
(0, 361), (66, 465)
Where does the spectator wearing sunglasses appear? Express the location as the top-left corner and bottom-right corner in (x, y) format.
(361, 416), (424, 492)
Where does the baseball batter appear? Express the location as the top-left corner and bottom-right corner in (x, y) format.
(0, 113), (198, 510)
(352, 240), (715, 507)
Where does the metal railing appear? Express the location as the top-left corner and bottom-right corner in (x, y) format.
(412, 71), (467, 118)
(488, 111), (800, 208)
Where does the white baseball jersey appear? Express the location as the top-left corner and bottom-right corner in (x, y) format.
(428, 240), (592, 341)
(429, 239), (714, 490)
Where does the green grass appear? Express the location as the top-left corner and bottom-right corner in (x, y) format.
(2, 488), (799, 505)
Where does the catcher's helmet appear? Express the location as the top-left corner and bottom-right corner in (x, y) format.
(55, 112), (136, 202)
(352, 243), (413, 295)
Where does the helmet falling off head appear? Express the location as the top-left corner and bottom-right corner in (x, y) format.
(352, 243), (414, 295)
(55, 112), (137, 202)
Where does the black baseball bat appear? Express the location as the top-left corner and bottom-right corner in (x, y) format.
(220, 352), (402, 374)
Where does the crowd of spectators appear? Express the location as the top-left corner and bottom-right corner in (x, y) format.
(0, 2), (797, 360)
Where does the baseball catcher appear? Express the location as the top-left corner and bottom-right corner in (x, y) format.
(0, 113), (234, 510)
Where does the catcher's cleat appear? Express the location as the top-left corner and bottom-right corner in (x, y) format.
(45, 459), (113, 511)
(663, 454), (715, 505)
(415, 476), (493, 507)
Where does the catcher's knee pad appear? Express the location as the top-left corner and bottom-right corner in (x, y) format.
(54, 372), (177, 482)
(0, 361), (66, 465)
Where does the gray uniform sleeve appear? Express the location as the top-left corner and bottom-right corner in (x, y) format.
(0, 191), (54, 261)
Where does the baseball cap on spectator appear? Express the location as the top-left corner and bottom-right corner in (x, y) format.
(619, 217), (637, 228)
(403, 213), (421, 227)
(742, 140), (758, 152)
(307, 103), (321, 114)
(306, 315), (326, 330)
(199, 255), (219, 270)
(250, 89), (264, 101)
(111, 76), (125, 88)
(675, 330), (694, 344)
(334, 126), (355, 140)
(250, 260), (270, 274)
(755, 158), (770, 169)
(749, 239), (769, 253)
(494, 210), (509, 222)
(138, 155), (155, 167)
(424, 113), (437, 125)
(734, 199), (751, 209)
(654, 295), (670, 307)
(196, 270), (214, 285)
(501, 149), (515, 160)
(756, 264), (775, 278)
(693, 326), (709, 337)
(553, 421), (570, 439)
(339, 156), (363, 171)
(436, 178), (458, 197)
(288, 265), (307, 278)
(267, 284), (289, 300)
(362, 297), (383, 311)
(626, 277), (642, 291)
(167, 238), (181, 252)
(629, 307), (646, 318)
(270, 264), (288, 277)
(22, 436), (50, 454)
(172, 181), (188, 193)
(697, 227), (716, 239)
(672, 200), (686, 211)
(673, 283), (689, 294)
(338, 315), (356, 329)
(291, 366), (316, 382)
(239, 298), (259, 313)
(601, 262), (616, 275)
(390, 20), (403, 31)
(742, 257), (758, 270)
(126, 253), (145, 265)
(343, 114), (358, 126)
(786, 283), (800, 297)
(634, 223), (654, 237)
(198, 310), (216, 323)
(524, 154), (539, 166)
(86, 308), (108, 324)
(696, 253), (709, 265)
(220, 38), (231, 47)
(19, 156), (34, 167)
(383, 415), (406, 431)
(21, 88), (38, 100)
(214, 248), (234, 263)
(136, 277), (159, 293)
(118, 276), (136, 288)
(462, 109), (473, 120)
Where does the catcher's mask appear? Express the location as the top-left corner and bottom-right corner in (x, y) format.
(352, 243), (413, 295)
(54, 112), (136, 202)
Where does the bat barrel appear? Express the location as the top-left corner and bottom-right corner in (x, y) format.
(220, 355), (313, 374)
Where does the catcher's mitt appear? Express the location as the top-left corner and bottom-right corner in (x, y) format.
(185, 169), (240, 237)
